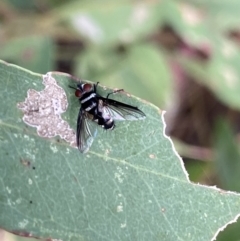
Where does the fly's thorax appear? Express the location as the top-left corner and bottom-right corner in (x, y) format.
(80, 91), (98, 113)
(80, 92), (97, 104)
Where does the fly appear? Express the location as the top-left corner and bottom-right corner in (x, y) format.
(69, 82), (146, 153)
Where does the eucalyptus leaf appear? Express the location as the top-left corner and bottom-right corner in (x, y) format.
(1, 60), (240, 241)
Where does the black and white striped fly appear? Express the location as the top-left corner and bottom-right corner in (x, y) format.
(69, 82), (146, 153)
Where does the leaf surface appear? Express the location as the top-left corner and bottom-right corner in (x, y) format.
(0, 60), (240, 241)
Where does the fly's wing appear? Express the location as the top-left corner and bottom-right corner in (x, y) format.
(98, 97), (146, 121)
(76, 108), (97, 153)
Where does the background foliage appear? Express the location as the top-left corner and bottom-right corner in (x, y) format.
(1, 0), (240, 240)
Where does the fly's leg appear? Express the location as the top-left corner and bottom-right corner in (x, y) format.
(94, 82), (123, 99)
(106, 89), (124, 99)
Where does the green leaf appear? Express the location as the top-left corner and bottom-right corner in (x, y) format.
(1, 60), (240, 241)
(214, 119), (240, 193)
(0, 35), (54, 73)
(178, 37), (240, 110)
(54, 0), (164, 46)
(4, 0), (37, 11)
(184, 0), (240, 32)
(160, 1), (240, 46)
(213, 120), (240, 241)
(159, 1), (212, 46)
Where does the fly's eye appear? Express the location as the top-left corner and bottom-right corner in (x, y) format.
(83, 84), (93, 92)
(75, 89), (82, 97)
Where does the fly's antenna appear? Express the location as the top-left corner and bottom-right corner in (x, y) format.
(94, 82), (100, 92)
(68, 85), (77, 90)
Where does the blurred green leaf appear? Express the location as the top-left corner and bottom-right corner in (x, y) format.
(178, 37), (240, 110)
(184, 0), (240, 32)
(1, 60), (240, 240)
(75, 44), (172, 107)
(185, 159), (211, 183)
(54, 0), (164, 46)
(161, 1), (240, 112)
(4, 0), (37, 11)
(159, 1), (214, 46)
(160, 1), (240, 45)
(217, 220), (240, 241)
(214, 119), (240, 192)
(0, 35), (55, 73)
(213, 119), (240, 241)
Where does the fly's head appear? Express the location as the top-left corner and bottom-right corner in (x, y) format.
(75, 83), (94, 98)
